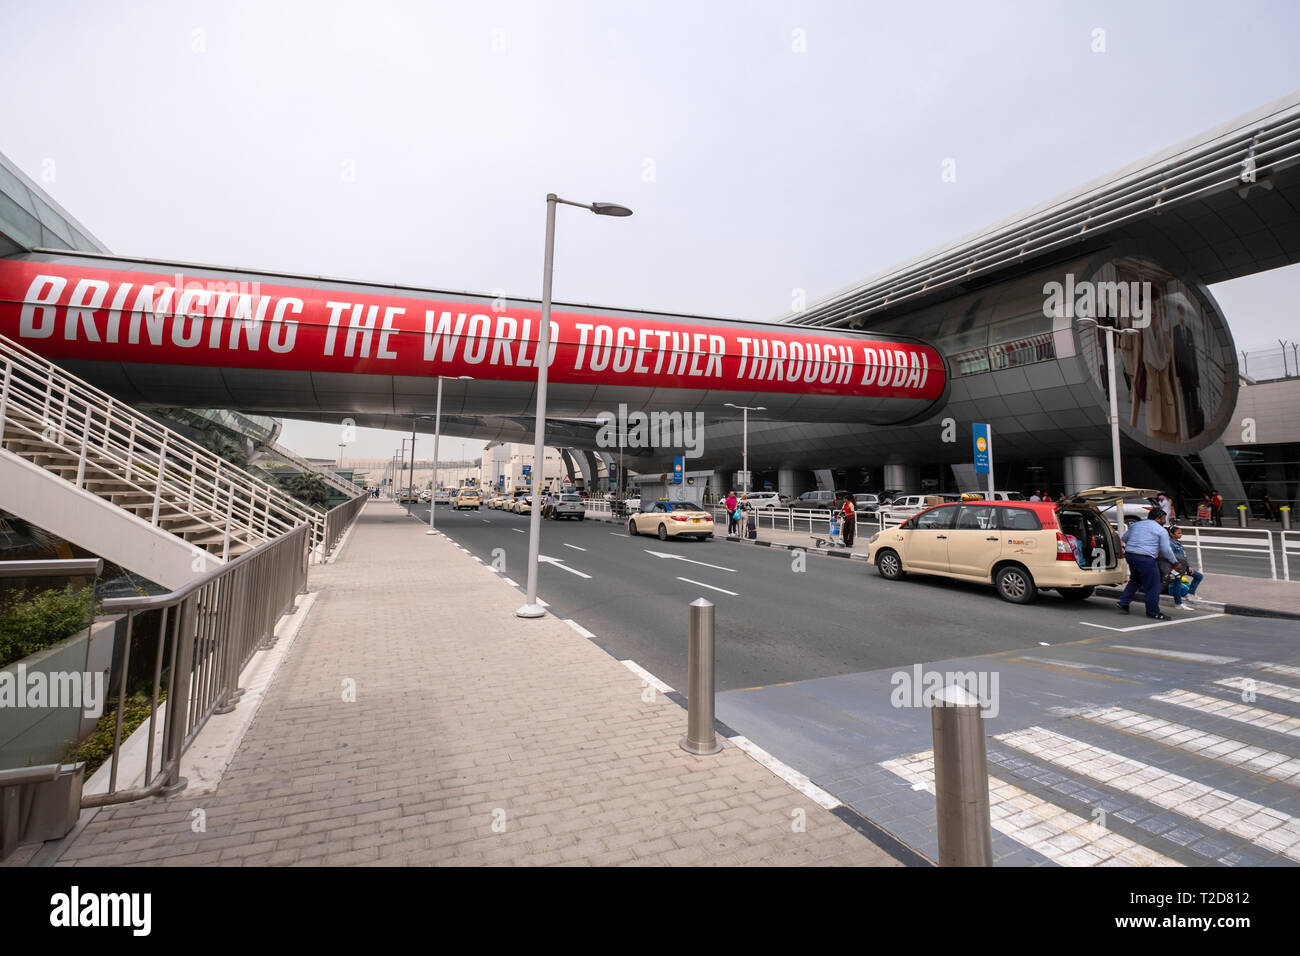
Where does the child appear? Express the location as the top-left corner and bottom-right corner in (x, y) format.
(1167, 526), (1205, 609)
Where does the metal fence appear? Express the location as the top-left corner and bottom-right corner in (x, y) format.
(82, 523), (310, 807)
(321, 494), (368, 556)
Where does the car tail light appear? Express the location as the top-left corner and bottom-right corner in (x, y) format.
(1055, 533), (1076, 561)
(671, 515), (688, 522)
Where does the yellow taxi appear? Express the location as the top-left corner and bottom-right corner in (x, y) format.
(865, 487), (1159, 604)
(627, 500), (714, 541)
(454, 487), (482, 511)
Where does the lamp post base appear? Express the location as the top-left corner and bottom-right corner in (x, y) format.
(426, 529), (439, 535)
(515, 604), (546, 619)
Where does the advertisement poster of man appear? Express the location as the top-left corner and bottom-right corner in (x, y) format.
(1085, 257), (1222, 446)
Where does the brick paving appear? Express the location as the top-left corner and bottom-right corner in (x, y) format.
(42, 502), (900, 867)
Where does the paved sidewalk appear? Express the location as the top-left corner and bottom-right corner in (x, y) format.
(36, 502), (901, 867)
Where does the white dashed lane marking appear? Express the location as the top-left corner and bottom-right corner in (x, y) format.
(676, 576), (738, 596)
(1104, 646), (1240, 665)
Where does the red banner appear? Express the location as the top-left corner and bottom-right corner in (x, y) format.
(0, 260), (945, 399)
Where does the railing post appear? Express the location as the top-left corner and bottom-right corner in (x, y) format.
(75, 404), (91, 488)
(680, 598), (721, 756)
(161, 595), (196, 796)
(125, 418), (137, 481)
(222, 483), (234, 561)
(0, 357), (11, 450)
(932, 684), (993, 867)
(152, 433), (169, 526)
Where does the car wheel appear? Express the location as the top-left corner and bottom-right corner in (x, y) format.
(628, 519), (638, 535)
(1058, 586), (1095, 601)
(876, 549), (905, 580)
(658, 523), (668, 541)
(578, 515), (584, 521)
(1124, 516), (1138, 527)
(995, 565), (1037, 604)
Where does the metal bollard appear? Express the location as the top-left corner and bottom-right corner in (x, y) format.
(931, 684), (993, 866)
(680, 598), (722, 755)
(1280, 506), (1291, 531)
(1237, 505), (1248, 527)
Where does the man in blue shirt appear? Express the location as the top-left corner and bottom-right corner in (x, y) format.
(1116, 509), (1177, 619)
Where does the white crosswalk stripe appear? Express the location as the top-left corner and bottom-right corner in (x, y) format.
(1216, 676), (1300, 705)
(881, 750), (1181, 867)
(1251, 662), (1300, 680)
(1079, 706), (1300, 784)
(1153, 689), (1300, 739)
(996, 726), (1300, 861)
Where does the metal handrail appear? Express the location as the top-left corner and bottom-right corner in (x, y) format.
(82, 523), (310, 807)
(0, 331), (328, 554)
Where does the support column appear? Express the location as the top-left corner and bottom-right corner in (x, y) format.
(777, 467), (800, 499)
(1062, 455), (1105, 494)
(883, 464), (919, 494)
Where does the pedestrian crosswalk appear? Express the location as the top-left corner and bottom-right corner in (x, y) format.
(880, 656), (1300, 866)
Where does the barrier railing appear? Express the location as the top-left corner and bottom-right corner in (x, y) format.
(321, 494), (368, 556)
(1281, 531), (1300, 582)
(1179, 526), (1278, 581)
(82, 523), (310, 808)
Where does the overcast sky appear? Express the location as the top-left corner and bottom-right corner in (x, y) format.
(3, 1), (1298, 458)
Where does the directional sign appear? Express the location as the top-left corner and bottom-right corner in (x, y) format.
(672, 456), (684, 484)
(973, 423), (991, 475)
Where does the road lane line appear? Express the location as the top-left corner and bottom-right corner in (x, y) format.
(1103, 646), (1239, 665)
(609, 532), (628, 537)
(996, 725), (1300, 861)
(1079, 613), (1224, 633)
(512, 528), (526, 534)
(620, 660), (674, 694)
(565, 619), (596, 639)
(730, 736), (838, 809)
(563, 543), (587, 551)
(676, 576), (738, 596)
(881, 750), (1180, 867)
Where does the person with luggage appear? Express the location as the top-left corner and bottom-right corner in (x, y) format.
(724, 490), (738, 536)
(840, 493), (856, 548)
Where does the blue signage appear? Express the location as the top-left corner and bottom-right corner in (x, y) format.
(972, 423), (991, 475)
(672, 456), (684, 484)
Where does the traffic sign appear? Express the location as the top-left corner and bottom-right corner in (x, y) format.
(672, 456), (684, 484)
(973, 423), (991, 475)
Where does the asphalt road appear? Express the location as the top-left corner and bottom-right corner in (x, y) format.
(400, 501), (1242, 693)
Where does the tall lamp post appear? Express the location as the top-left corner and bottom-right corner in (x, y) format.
(1077, 318), (1140, 525)
(427, 375), (474, 535)
(517, 193), (632, 619)
(723, 403), (766, 493)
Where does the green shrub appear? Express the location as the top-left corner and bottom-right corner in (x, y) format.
(0, 586), (96, 668)
(73, 688), (166, 776)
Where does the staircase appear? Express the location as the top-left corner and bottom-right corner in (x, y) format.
(0, 332), (331, 587)
(252, 437), (365, 498)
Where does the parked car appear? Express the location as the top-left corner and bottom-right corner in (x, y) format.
(627, 500), (714, 541)
(959, 490), (1026, 502)
(1096, 496), (1162, 526)
(510, 492), (533, 514)
(546, 493), (586, 520)
(432, 489), (454, 505)
(743, 491), (792, 509)
(853, 494), (882, 513)
(454, 487), (481, 510)
(866, 487), (1161, 604)
(878, 494), (947, 521)
(794, 490), (846, 511)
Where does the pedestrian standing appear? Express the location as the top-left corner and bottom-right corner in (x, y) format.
(841, 494), (856, 547)
(724, 490), (738, 535)
(1211, 490), (1223, 527)
(1261, 493), (1275, 521)
(1116, 509), (1176, 620)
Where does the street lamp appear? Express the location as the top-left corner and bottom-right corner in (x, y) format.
(1077, 317), (1140, 525)
(518, 193), (632, 619)
(427, 375), (474, 536)
(723, 403), (766, 493)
